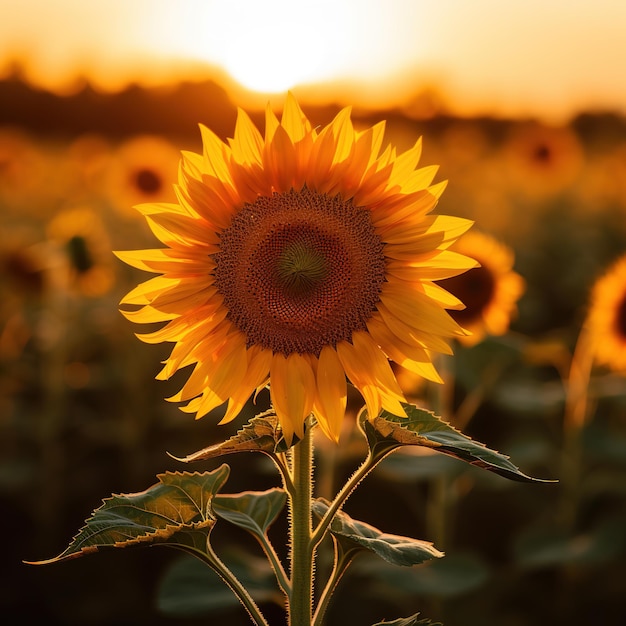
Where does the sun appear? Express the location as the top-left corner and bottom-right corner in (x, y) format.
(179, 0), (352, 93)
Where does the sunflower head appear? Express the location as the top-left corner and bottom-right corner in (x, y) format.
(106, 135), (180, 219)
(47, 206), (115, 297)
(117, 94), (476, 443)
(437, 230), (525, 346)
(502, 122), (584, 199)
(586, 254), (626, 372)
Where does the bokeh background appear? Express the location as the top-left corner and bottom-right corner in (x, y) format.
(2, 1), (626, 624)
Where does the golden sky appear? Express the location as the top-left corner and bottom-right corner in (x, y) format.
(1, 0), (625, 121)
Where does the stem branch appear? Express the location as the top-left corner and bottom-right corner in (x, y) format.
(310, 450), (377, 549)
(202, 543), (270, 626)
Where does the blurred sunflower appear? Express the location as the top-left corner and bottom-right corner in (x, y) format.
(105, 134), (180, 219)
(117, 94), (476, 442)
(502, 122), (584, 199)
(585, 254), (626, 372)
(0, 126), (50, 216)
(64, 133), (113, 197)
(0, 225), (48, 360)
(0, 225), (47, 299)
(46, 206), (115, 297)
(437, 230), (525, 346)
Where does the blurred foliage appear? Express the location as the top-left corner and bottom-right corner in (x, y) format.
(2, 79), (626, 625)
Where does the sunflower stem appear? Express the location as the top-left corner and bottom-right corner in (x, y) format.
(310, 451), (377, 549)
(312, 548), (356, 626)
(203, 541), (270, 626)
(288, 418), (315, 626)
(560, 325), (594, 530)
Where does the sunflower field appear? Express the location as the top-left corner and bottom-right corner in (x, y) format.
(2, 78), (626, 626)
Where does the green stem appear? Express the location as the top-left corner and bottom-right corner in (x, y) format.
(560, 326), (594, 530)
(310, 450), (377, 549)
(271, 452), (296, 496)
(289, 418), (315, 626)
(312, 548), (356, 626)
(198, 544), (270, 626)
(257, 533), (291, 597)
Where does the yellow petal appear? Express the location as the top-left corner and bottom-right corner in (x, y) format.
(270, 352), (315, 442)
(180, 173), (235, 231)
(336, 338), (381, 419)
(385, 252), (479, 281)
(402, 164), (440, 192)
(387, 137), (423, 188)
(367, 315), (443, 384)
(376, 302), (454, 355)
(221, 345), (272, 423)
(315, 346), (347, 442)
(264, 102), (280, 144)
(265, 124), (296, 192)
(421, 281), (466, 310)
(199, 124), (234, 185)
(230, 107), (264, 165)
(121, 305), (179, 324)
(281, 92), (311, 143)
(380, 282), (464, 337)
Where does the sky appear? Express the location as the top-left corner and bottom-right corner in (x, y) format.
(1, 0), (625, 121)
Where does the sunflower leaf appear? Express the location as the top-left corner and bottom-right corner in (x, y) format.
(360, 403), (554, 483)
(169, 411), (299, 462)
(26, 465), (231, 564)
(312, 498), (444, 567)
(371, 615), (443, 626)
(212, 489), (287, 539)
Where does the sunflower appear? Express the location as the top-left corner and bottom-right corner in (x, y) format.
(501, 122), (584, 199)
(105, 134), (180, 219)
(437, 230), (525, 346)
(117, 94), (476, 442)
(0, 126), (49, 216)
(47, 206), (115, 297)
(585, 254), (626, 372)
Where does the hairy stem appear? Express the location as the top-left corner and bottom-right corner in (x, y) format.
(288, 418), (315, 626)
(202, 543), (270, 626)
(312, 546), (356, 626)
(310, 450), (377, 550)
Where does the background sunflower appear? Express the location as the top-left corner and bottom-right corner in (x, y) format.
(585, 254), (626, 372)
(438, 229), (525, 346)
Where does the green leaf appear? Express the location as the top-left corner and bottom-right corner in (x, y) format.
(360, 403), (554, 483)
(212, 488), (287, 539)
(372, 614), (442, 626)
(312, 499), (443, 567)
(378, 448), (466, 481)
(356, 552), (490, 598)
(27, 465), (231, 564)
(170, 411), (298, 463)
(513, 515), (626, 568)
(157, 551), (281, 617)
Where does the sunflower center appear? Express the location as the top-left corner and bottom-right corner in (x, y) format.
(66, 235), (93, 273)
(134, 168), (162, 194)
(615, 294), (626, 339)
(276, 240), (329, 297)
(440, 265), (495, 325)
(213, 187), (386, 356)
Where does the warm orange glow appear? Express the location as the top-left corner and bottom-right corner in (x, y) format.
(174, 0), (356, 93)
(2, 0), (626, 120)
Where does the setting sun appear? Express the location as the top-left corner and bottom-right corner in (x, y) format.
(177, 0), (355, 93)
(157, 0), (434, 100)
(1, 0), (626, 119)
